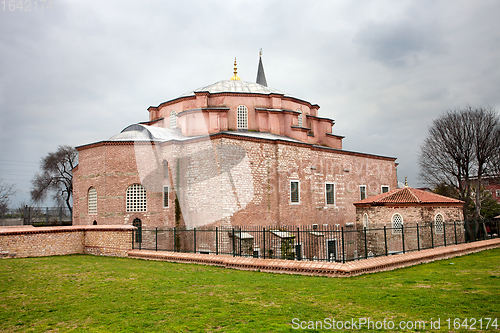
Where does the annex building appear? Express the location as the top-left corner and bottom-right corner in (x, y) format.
(73, 55), (398, 230)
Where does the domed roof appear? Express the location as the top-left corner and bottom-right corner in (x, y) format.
(180, 80), (289, 97)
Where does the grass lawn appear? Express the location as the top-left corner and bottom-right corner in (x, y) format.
(0, 249), (499, 332)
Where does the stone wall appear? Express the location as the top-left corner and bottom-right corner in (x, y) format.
(0, 225), (134, 259)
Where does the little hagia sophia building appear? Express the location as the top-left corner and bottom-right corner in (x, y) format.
(73, 54), (400, 230)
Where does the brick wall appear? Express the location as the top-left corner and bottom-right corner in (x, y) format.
(74, 135), (397, 232)
(0, 225), (134, 259)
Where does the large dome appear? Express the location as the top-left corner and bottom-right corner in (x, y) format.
(181, 80), (289, 97)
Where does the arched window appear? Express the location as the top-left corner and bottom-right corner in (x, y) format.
(237, 105), (248, 130)
(434, 213), (444, 234)
(363, 213), (369, 229)
(126, 184), (147, 212)
(392, 213), (403, 234)
(170, 111), (177, 129)
(297, 109), (303, 127)
(88, 187), (97, 215)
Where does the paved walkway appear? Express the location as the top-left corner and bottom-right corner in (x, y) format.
(128, 238), (500, 277)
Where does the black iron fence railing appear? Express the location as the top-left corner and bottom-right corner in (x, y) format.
(132, 220), (499, 263)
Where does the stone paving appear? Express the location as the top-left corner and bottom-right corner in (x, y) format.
(128, 238), (500, 277)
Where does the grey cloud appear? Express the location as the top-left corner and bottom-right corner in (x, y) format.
(353, 18), (444, 68)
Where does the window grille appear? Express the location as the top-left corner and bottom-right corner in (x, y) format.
(163, 186), (169, 208)
(126, 184), (147, 212)
(237, 105), (248, 130)
(392, 213), (403, 234)
(170, 111), (177, 129)
(435, 214), (444, 234)
(297, 109), (303, 127)
(290, 181), (300, 204)
(326, 183), (335, 205)
(88, 187), (97, 215)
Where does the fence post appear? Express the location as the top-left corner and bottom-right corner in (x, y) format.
(139, 229), (142, 250)
(454, 221), (458, 245)
(173, 227), (177, 252)
(193, 227), (196, 254)
(132, 229), (134, 250)
(59, 207), (63, 224)
(46, 207), (49, 224)
(341, 227), (345, 263)
(155, 227), (158, 251)
(364, 227), (368, 259)
(297, 227), (301, 261)
(263, 227), (266, 259)
(417, 223), (420, 251)
(232, 228), (235, 257)
(443, 221), (447, 247)
(384, 226), (388, 256)
(430, 223), (434, 248)
(401, 225), (405, 254)
(216, 227), (218, 255)
(239, 228), (242, 257)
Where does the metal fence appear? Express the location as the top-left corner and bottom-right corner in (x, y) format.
(132, 220), (499, 263)
(20, 206), (73, 226)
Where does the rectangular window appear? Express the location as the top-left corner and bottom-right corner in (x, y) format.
(496, 189), (500, 198)
(360, 185), (367, 200)
(325, 183), (335, 205)
(290, 181), (300, 204)
(381, 185), (389, 193)
(163, 186), (169, 208)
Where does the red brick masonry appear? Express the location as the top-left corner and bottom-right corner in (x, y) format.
(128, 238), (500, 277)
(0, 225), (134, 258)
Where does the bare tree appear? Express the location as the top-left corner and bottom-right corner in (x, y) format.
(419, 106), (500, 223)
(470, 107), (500, 220)
(31, 145), (78, 213)
(0, 179), (16, 215)
(419, 109), (475, 218)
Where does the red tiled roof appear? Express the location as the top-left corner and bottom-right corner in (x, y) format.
(354, 187), (464, 206)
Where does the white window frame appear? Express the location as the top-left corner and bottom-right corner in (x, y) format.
(297, 109), (303, 127)
(170, 111), (177, 129)
(496, 189), (500, 197)
(325, 182), (335, 206)
(163, 186), (169, 208)
(434, 213), (444, 234)
(391, 213), (403, 234)
(88, 187), (97, 215)
(237, 105), (248, 130)
(359, 185), (367, 200)
(126, 184), (147, 212)
(381, 185), (390, 193)
(363, 213), (368, 229)
(290, 180), (300, 204)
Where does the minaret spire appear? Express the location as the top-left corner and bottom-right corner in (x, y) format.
(256, 49), (268, 87)
(230, 58), (241, 81)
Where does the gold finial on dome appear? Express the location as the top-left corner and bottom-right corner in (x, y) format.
(230, 57), (241, 81)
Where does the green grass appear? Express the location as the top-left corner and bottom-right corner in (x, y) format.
(0, 250), (499, 332)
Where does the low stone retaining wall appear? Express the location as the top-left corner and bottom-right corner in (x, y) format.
(0, 225), (134, 258)
(128, 238), (500, 277)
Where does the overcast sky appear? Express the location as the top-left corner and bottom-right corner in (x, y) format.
(1, 0), (499, 207)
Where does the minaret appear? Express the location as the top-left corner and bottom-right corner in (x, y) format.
(256, 49), (268, 87)
(230, 58), (241, 81)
